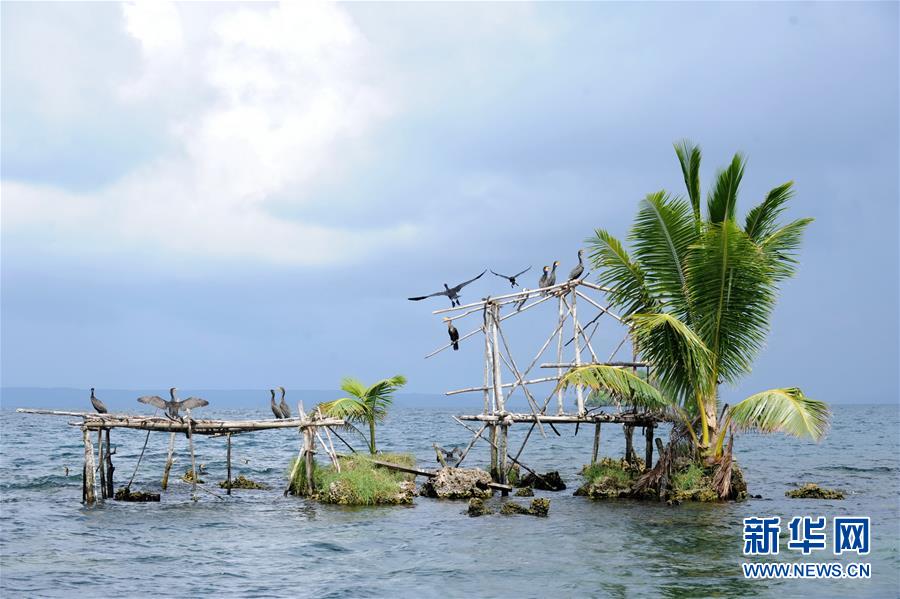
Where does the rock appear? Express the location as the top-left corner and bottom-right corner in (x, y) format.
(529, 498), (550, 517)
(219, 475), (270, 490)
(730, 462), (749, 501)
(500, 501), (532, 515)
(467, 497), (492, 517)
(397, 481), (417, 503)
(182, 468), (204, 484)
(420, 468), (493, 499)
(114, 487), (160, 502)
(515, 486), (534, 497)
(518, 470), (566, 491)
(786, 483), (845, 500)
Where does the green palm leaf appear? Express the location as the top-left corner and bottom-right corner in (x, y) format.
(674, 140), (702, 226)
(587, 228), (654, 316)
(728, 388), (830, 441)
(317, 396), (367, 422)
(744, 181), (795, 241)
(707, 153), (745, 223)
(759, 217), (814, 281)
(560, 365), (670, 410)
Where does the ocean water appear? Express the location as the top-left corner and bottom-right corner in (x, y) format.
(1, 404), (898, 597)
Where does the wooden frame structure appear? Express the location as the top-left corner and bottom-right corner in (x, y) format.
(426, 278), (669, 488)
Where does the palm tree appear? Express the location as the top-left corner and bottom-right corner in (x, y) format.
(566, 141), (828, 460)
(318, 375), (407, 455)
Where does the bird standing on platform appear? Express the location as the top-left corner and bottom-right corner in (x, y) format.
(407, 270), (486, 307)
(548, 260), (559, 287)
(278, 386), (291, 419)
(568, 249), (585, 281)
(90, 388), (108, 414)
(137, 387), (209, 421)
(445, 318), (460, 350)
(270, 389), (283, 419)
(538, 266), (551, 289)
(490, 266), (531, 288)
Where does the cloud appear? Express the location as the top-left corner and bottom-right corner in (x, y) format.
(2, 1), (415, 265)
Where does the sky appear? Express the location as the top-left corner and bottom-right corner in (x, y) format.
(1, 2), (898, 407)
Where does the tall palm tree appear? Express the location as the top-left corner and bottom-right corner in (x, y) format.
(318, 375), (407, 455)
(567, 141), (828, 459)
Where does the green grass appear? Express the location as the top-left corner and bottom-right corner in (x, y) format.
(582, 459), (634, 487)
(671, 463), (706, 492)
(288, 452), (416, 505)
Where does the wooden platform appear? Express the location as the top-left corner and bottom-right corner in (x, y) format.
(456, 411), (669, 425)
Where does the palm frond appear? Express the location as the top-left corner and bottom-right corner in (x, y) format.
(560, 365), (671, 410)
(728, 388), (830, 441)
(759, 217), (814, 281)
(744, 181), (794, 241)
(363, 375), (407, 422)
(674, 140), (702, 225)
(340, 377), (368, 399)
(587, 228), (654, 316)
(706, 153), (745, 223)
(317, 397), (367, 423)
(629, 191), (696, 318)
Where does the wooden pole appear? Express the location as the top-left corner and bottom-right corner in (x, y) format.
(644, 424), (654, 470)
(161, 432), (176, 491)
(571, 291), (585, 416)
(187, 416), (198, 501)
(82, 426), (96, 505)
(556, 295), (565, 415)
(592, 423), (601, 464)
(105, 429), (114, 499)
(304, 427), (315, 494)
(97, 429), (106, 499)
(624, 424), (634, 464)
(226, 433), (232, 496)
(489, 425), (499, 480)
(490, 303), (505, 413)
(483, 306), (492, 414)
(454, 423), (487, 467)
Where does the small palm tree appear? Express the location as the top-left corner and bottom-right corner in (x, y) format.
(318, 375), (407, 455)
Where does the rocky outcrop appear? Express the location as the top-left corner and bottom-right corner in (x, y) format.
(786, 483), (845, 500)
(514, 487), (534, 497)
(420, 468), (493, 499)
(467, 497), (493, 517)
(518, 470), (566, 491)
(499, 498), (551, 517)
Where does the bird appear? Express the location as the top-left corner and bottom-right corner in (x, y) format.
(270, 389), (283, 419)
(516, 289), (530, 311)
(538, 266), (551, 289)
(137, 387), (209, 421)
(547, 260), (559, 287)
(568, 249), (585, 281)
(90, 388), (108, 414)
(278, 386), (291, 419)
(490, 266), (531, 288)
(445, 318), (460, 350)
(408, 270), (486, 307)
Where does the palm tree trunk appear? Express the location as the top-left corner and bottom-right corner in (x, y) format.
(368, 418), (376, 455)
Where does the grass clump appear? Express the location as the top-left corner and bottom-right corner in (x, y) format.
(288, 453), (417, 505)
(672, 463), (706, 493)
(575, 458), (639, 499)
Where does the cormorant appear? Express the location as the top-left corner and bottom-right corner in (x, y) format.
(270, 389), (283, 419)
(137, 387), (209, 420)
(538, 266), (551, 289)
(445, 318), (460, 350)
(90, 388), (108, 414)
(490, 266), (531, 288)
(278, 386), (291, 419)
(568, 249), (585, 281)
(408, 270), (486, 307)
(547, 260), (559, 287)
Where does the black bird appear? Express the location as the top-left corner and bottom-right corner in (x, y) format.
(445, 318), (460, 350)
(408, 270), (486, 307)
(137, 387), (209, 421)
(490, 266), (531, 288)
(568, 249), (585, 281)
(90, 388), (108, 414)
(538, 266), (551, 289)
(270, 389), (283, 419)
(547, 260), (560, 287)
(278, 386), (291, 419)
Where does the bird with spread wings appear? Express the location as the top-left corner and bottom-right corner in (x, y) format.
(407, 270), (486, 307)
(137, 387), (209, 420)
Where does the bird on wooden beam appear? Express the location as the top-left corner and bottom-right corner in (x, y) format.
(407, 270), (486, 307)
(490, 266), (531, 288)
(90, 388), (108, 414)
(270, 389), (283, 419)
(277, 386), (291, 419)
(445, 318), (460, 351)
(547, 260), (559, 287)
(568, 249), (585, 281)
(137, 387), (209, 421)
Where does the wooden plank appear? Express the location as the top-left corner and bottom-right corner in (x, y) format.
(369, 459), (512, 492)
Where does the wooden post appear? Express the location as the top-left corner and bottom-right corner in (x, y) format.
(187, 416), (198, 500)
(226, 433), (232, 496)
(483, 307), (492, 414)
(490, 303), (504, 413)
(105, 429), (114, 498)
(556, 295), (565, 415)
(97, 429), (106, 499)
(644, 424), (654, 470)
(571, 290), (585, 416)
(592, 423), (601, 464)
(624, 424), (634, 464)
(304, 426), (315, 494)
(82, 426), (96, 505)
(489, 425), (499, 481)
(161, 432), (176, 491)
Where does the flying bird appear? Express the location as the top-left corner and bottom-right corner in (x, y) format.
(490, 266), (531, 288)
(568, 249), (585, 281)
(270, 389), (283, 419)
(408, 270), (486, 307)
(277, 386), (291, 419)
(445, 318), (460, 350)
(137, 387), (209, 421)
(90, 388), (108, 414)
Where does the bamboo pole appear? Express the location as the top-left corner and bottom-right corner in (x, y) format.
(226, 433), (232, 496)
(82, 426), (96, 505)
(105, 429), (114, 499)
(445, 375), (565, 396)
(97, 429), (106, 499)
(483, 306), (491, 414)
(490, 303), (505, 413)
(432, 280), (580, 314)
(454, 423), (487, 467)
(574, 289), (627, 324)
(452, 416), (550, 488)
(161, 432), (176, 491)
(592, 423), (601, 464)
(556, 295), (565, 415)
(187, 415), (198, 501)
(572, 291), (585, 416)
(495, 329), (546, 438)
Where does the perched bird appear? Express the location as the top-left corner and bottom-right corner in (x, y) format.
(137, 387), (209, 421)
(515, 289), (530, 311)
(90, 388), (108, 414)
(490, 266), (531, 288)
(445, 318), (460, 350)
(408, 270), (486, 307)
(278, 386), (291, 419)
(434, 445), (462, 464)
(270, 389), (283, 419)
(538, 266), (551, 289)
(568, 249), (585, 281)
(547, 260), (559, 287)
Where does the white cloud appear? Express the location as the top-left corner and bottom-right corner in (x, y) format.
(3, 1), (413, 265)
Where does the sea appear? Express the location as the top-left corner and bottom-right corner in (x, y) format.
(1, 401), (898, 598)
